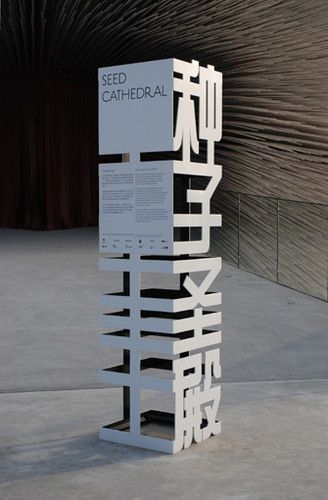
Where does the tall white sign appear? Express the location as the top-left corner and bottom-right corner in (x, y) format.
(98, 58), (223, 453)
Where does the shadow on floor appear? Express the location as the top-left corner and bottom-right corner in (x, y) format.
(0, 432), (162, 484)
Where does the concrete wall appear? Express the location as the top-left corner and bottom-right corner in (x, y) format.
(212, 192), (328, 300)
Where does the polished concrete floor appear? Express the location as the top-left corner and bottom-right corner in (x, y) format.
(0, 227), (327, 499)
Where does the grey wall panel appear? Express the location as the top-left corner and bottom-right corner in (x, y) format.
(211, 190), (239, 266)
(239, 195), (278, 281)
(278, 202), (328, 300)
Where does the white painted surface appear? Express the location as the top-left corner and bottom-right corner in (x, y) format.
(99, 161), (173, 254)
(99, 59), (174, 154)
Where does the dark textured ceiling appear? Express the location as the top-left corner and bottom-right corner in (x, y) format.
(1, 0), (328, 203)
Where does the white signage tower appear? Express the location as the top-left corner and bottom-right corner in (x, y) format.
(98, 58), (222, 453)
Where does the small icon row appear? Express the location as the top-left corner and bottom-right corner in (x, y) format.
(101, 236), (170, 251)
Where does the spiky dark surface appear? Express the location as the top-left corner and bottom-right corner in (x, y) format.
(1, 0), (327, 202)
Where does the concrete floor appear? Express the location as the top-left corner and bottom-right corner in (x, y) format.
(0, 227), (328, 499)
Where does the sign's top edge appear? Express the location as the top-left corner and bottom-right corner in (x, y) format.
(98, 160), (175, 167)
(98, 58), (181, 72)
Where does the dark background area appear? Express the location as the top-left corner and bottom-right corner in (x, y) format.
(0, 76), (97, 228)
(0, 0), (327, 298)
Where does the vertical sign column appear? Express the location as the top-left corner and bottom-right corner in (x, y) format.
(98, 58), (223, 454)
